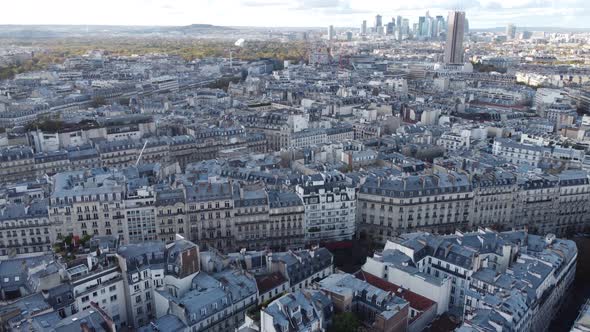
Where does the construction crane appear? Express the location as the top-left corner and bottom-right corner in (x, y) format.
(135, 140), (148, 166)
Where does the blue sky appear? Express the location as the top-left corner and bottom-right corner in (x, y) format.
(4, 0), (590, 28)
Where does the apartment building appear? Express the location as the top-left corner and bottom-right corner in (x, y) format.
(184, 181), (236, 252)
(0, 199), (53, 259)
(267, 191), (305, 250)
(124, 185), (158, 244)
(65, 255), (129, 329)
(555, 170), (590, 234)
(357, 172), (473, 244)
(116, 241), (167, 328)
(260, 290), (332, 332)
(364, 230), (516, 314)
(318, 272), (410, 332)
(49, 169), (127, 242)
(154, 188), (187, 243)
(296, 172), (357, 244)
(472, 171), (519, 229)
(234, 187), (270, 250)
(0, 146), (36, 185)
(461, 231), (577, 332)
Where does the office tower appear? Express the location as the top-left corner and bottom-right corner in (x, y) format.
(464, 18), (469, 34)
(328, 25), (335, 40)
(402, 18), (410, 36)
(418, 16), (426, 37)
(361, 20), (367, 35)
(435, 15), (445, 37)
(375, 14), (382, 29)
(506, 23), (516, 40)
(396, 15), (402, 28)
(444, 11), (466, 64)
(346, 31), (353, 41)
(386, 22), (395, 35)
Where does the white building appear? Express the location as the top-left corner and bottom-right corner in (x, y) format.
(296, 172), (356, 244)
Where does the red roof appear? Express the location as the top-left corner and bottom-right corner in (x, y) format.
(256, 272), (288, 294)
(355, 270), (436, 321)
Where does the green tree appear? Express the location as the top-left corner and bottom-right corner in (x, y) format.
(329, 312), (360, 332)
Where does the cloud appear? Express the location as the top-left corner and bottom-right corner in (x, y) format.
(241, 0), (289, 7)
(291, 0), (370, 14)
(2, 0), (590, 28)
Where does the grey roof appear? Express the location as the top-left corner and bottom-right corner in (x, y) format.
(263, 290), (331, 332)
(360, 172), (472, 198)
(117, 241), (166, 273)
(0, 199), (49, 220)
(155, 188), (185, 206)
(138, 314), (187, 332)
(268, 191), (303, 209)
(0, 146), (34, 162)
(270, 248), (333, 285)
(52, 307), (112, 332)
(318, 272), (407, 318)
(184, 181), (234, 202)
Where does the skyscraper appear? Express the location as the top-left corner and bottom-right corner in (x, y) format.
(418, 16), (426, 37)
(444, 11), (466, 64)
(361, 20), (367, 35)
(386, 22), (395, 35)
(435, 15), (445, 37)
(506, 23), (516, 40)
(375, 14), (382, 29)
(402, 18), (410, 37)
(328, 25), (335, 41)
(396, 16), (403, 41)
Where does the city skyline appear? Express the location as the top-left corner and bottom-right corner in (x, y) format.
(3, 0), (590, 29)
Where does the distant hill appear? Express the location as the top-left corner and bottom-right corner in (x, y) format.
(0, 24), (235, 39)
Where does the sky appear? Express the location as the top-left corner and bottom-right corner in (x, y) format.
(3, 0), (590, 29)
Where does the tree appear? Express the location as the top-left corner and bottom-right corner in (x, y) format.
(79, 234), (93, 247)
(91, 96), (107, 108)
(329, 312), (360, 332)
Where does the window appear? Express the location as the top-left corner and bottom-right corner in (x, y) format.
(81, 296), (90, 303)
(110, 295), (117, 302)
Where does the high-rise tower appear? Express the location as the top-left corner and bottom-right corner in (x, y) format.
(328, 25), (335, 40)
(375, 14), (382, 29)
(444, 11), (466, 64)
(506, 23), (516, 40)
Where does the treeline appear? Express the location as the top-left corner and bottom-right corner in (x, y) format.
(0, 52), (67, 79)
(0, 38), (308, 79)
